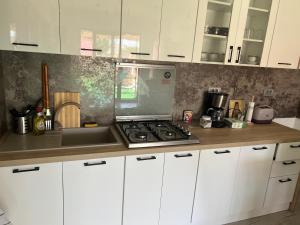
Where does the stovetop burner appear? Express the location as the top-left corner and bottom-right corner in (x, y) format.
(116, 120), (200, 148)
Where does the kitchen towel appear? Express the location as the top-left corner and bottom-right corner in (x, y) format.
(0, 209), (10, 225)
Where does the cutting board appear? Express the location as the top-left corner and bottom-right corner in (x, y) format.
(54, 92), (80, 128)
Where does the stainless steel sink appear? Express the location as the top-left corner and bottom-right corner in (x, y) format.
(61, 126), (122, 147)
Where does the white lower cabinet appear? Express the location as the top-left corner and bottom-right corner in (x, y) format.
(0, 163), (63, 225)
(63, 157), (125, 225)
(264, 175), (298, 212)
(230, 144), (276, 220)
(192, 147), (240, 225)
(123, 153), (164, 225)
(159, 151), (200, 225)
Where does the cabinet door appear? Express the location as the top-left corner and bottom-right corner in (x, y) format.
(0, 0), (60, 53)
(63, 157), (124, 225)
(192, 147), (240, 225)
(264, 175), (298, 210)
(234, 0), (280, 66)
(121, 0), (162, 60)
(123, 153), (164, 225)
(193, 0), (242, 64)
(0, 163), (63, 225)
(159, 151), (199, 225)
(60, 0), (121, 58)
(230, 144), (276, 216)
(159, 0), (199, 62)
(267, 0), (300, 69)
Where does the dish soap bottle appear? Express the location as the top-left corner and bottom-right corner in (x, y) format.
(33, 108), (45, 136)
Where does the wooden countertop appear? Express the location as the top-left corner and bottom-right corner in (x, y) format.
(0, 123), (300, 167)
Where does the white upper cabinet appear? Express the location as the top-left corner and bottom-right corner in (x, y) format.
(230, 144), (276, 218)
(0, 163), (63, 225)
(159, 0), (199, 62)
(121, 0), (163, 60)
(267, 0), (300, 69)
(123, 153), (164, 225)
(159, 151), (199, 225)
(234, 0), (280, 67)
(193, 0), (279, 67)
(192, 147), (240, 225)
(60, 0), (121, 58)
(0, 0), (60, 53)
(63, 157), (124, 225)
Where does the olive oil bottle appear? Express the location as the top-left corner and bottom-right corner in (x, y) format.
(33, 111), (45, 136)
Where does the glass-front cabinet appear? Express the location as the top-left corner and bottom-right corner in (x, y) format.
(193, 0), (242, 64)
(193, 0), (280, 67)
(235, 0), (279, 66)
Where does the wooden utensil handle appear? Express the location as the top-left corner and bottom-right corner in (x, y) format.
(42, 64), (50, 108)
(42, 64), (46, 108)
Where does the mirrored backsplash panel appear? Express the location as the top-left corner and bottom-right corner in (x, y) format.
(0, 50), (300, 130)
(115, 64), (176, 118)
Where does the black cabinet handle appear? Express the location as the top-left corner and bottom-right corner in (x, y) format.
(214, 150), (231, 154)
(290, 144), (300, 148)
(174, 153), (193, 158)
(253, 146), (268, 150)
(12, 42), (38, 47)
(81, 48), (102, 52)
(167, 54), (185, 58)
(137, 156), (156, 161)
(227, 46), (234, 63)
(84, 161), (106, 167)
(235, 46), (241, 63)
(283, 161), (296, 165)
(131, 52), (150, 56)
(279, 178), (292, 183)
(13, 167), (40, 173)
(278, 62), (292, 66)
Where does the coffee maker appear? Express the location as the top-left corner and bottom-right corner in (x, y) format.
(204, 92), (229, 128)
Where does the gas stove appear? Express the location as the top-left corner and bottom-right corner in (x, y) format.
(116, 120), (200, 148)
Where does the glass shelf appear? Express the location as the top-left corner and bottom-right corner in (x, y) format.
(244, 38), (264, 43)
(208, 0), (232, 7)
(204, 33), (228, 39)
(248, 6), (269, 13)
(208, 0), (232, 11)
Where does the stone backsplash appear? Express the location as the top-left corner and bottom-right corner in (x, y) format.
(0, 52), (7, 135)
(1, 51), (115, 128)
(173, 63), (300, 120)
(1, 50), (300, 129)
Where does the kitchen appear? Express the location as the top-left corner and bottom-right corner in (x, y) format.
(0, 0), (300, 225)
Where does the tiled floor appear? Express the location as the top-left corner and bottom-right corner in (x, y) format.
(227, 199), (300, 225)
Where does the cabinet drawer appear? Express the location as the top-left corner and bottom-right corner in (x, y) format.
(271, 160), (300, 177)
(242, 144), (276, 153)
(276, 142), (300, 161)
(264, 175), (298, 209)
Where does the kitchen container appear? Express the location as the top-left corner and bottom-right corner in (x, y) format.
(13, 115), (31, 135)
(200, 116), (212, 128)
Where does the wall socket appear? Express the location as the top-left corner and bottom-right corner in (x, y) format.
(208, 87), (221, 92)
(264, 88), (274, 97)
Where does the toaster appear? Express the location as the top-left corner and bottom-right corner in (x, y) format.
(252, 105), (274, 124)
